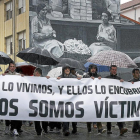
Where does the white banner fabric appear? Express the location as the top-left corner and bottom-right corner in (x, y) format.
(0, 75), (140, 122)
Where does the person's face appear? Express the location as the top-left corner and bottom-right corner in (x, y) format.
(34, 71), (41, 77)
(64, 67), (70, 75)
(133, 70), (140, 79)
(101, 13), (109, 24)
(39, 7), (48, 18)
(90, 67), (96, 73)
(71, 69), (76, 75)
(9, 64), (16, 72)
(110, 67), (117, 75)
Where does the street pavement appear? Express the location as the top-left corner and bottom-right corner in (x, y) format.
(0, 121), (140, 140)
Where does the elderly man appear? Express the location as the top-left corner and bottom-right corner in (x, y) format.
(3, 62), (23, 136)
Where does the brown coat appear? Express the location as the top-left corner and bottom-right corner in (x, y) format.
(5, 70), (20, 75)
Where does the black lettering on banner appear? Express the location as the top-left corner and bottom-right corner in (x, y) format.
(75, 101), (84, 118)
(2, 82), (14, 91)
(65, 102), (74, 118)
(131, 101), (136, 117)
(127, 101), (131, 118)
(24, 83), (31, 92)
(105, 101), (108, 118)
(0, 98), (8, 115)
(8, 82), (13, 91)
(119, 101), (126, 118)
(50, 101), (64, 118)
(95, 85), (101, 94)
(120, 86), (124, 94)
(110, 101), (117, 118)
(17, 83), (22, 92)
(109, 85), (113, 94)
(132, 88), (139, 94)
(124, 88), (129, 95)
(138, 88), (140, 93)
(101, 86), (106, 94)
(2, 82), (7, 91)
(131, 101), (140, 117)
(47, 85), (52, 94)
(114, 86), (120, 94)
(58, 86), (64, 95)
(94, 101), (103, 118)
(128, 89), (133, 95)
(39, 100), (48, 117)
(9, 99), (18, 116)
(67, 86), (72, 95)
(29, 100), (38, 117)
(77, 86), (82, 95)
(126, 89), (130, 95)
(31, 84), (34, 92)
(42, 85), (47, 93)
(88, 85), (93, 94)
(82, 86), (87, 94)
(72, 86), (77, 95)
(33, 84), (41, 93)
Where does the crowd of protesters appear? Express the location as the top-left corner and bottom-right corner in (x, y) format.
(2, 62), (140, 137)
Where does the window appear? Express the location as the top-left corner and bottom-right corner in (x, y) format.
(6, 36), (13, 55)
(18, 0), (26, 15)
(31, 0), (37, 5)
(18, 31), (26, 51)
(29, 0), (33, 5)
(6, 1), (12, 20)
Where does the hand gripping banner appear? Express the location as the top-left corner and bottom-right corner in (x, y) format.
(0, 75), (140, 122)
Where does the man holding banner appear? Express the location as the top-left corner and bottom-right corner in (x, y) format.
(83, 64), (106, 134)
(2, 62), (23, 136)
(105, 65), (128, 135)
(57, 65), (79, 136)
(129, 68), (140, 134)
(33, 68), (49, 135)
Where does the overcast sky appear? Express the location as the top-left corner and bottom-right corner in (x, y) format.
(121, 0), (132, 4)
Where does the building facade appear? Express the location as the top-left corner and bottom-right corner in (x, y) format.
(121, 0), (140, 22)
(0, 0), (140, 75)
(0, 0), (29, 74)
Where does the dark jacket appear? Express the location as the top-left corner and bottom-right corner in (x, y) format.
(105, 74), (121, 80)
(83, 72), (100, 78)
(59, 73), (76, 78)
(128, 78), (140, 82)
(59, 66), (76, 78)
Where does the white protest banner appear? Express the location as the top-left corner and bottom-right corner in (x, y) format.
(0, 75), (140, 122)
